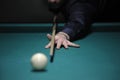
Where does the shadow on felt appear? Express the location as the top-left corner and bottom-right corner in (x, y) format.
(31, 69), (48, 72)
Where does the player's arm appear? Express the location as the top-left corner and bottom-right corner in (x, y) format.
(61, 1), (98, 40)
(45, 0), (98, 49)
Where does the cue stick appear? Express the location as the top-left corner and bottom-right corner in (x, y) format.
(50, 15), (57, 62)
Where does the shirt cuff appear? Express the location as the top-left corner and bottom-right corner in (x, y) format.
(57, 32), (70, 40)
(61, 28), (75, 40)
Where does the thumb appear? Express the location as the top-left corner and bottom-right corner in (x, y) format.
(47, 34), (52, 40)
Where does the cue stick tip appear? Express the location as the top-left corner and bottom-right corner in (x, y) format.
(50, 55), (54, 63)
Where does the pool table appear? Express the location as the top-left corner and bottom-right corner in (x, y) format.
(0, 23), (120, 80)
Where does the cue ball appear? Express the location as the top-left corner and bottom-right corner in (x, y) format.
(31, 53), (48, 70)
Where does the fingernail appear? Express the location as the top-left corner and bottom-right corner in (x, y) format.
(56, 47), (60, 49)
(45, 46), (48, 48)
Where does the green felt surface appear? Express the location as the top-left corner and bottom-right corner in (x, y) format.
(0, 31), (120, 80)
(0, 23), (120, 27)
(0, 23), (120, 33)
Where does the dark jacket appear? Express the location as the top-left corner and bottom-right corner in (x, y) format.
(61, 0), (99, 40)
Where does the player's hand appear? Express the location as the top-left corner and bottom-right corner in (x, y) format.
(45, 32), (80, 49)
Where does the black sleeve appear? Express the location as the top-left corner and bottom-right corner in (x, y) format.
(61, 1), (98, 40)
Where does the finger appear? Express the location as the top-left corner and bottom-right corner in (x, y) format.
(68, 42), (80, 48)
(63, 40), (68, 48)
(47, 34), (52, 40)
(56, 39), (63, 49)
(45, 42), (51, 48)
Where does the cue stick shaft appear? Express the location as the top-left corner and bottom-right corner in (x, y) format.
(50, 15), (57, 56)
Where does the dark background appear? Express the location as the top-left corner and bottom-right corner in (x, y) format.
(0, 0), (120, 23)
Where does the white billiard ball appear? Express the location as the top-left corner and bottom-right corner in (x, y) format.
(31, 53), (48, 70)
